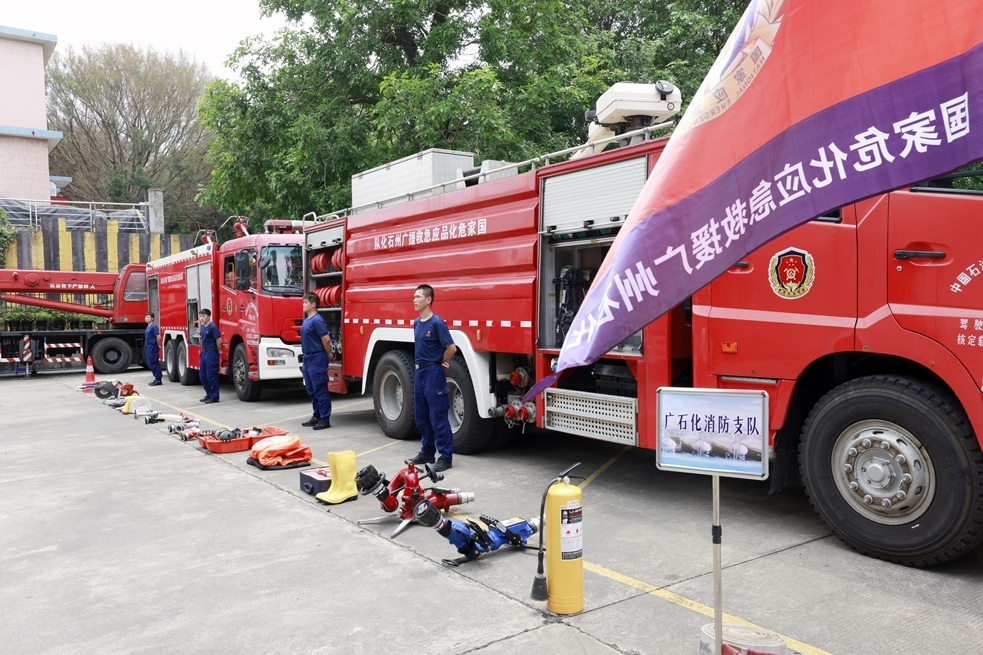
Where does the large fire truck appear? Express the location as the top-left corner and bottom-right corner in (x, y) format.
(304, 83), (983, 565)
(0, 264), (149, 374)
(147, 219), (306, 401)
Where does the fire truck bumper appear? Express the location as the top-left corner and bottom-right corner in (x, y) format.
(257, 338), (303, 380)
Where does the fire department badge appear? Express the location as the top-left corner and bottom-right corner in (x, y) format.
(769, 248), (815, 299)
(678, 0), (786, 133)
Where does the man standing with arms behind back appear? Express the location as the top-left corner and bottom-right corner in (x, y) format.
(198, 309), (222, 404)
(300, 292), (332, 430)
(409, 284), (457, 472)
(145, 312), (162, 386)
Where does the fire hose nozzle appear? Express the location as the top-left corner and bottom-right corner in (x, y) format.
(412, 499), (444, 529)
(446, 491), (475, 506)
(355, 465), (390, 500)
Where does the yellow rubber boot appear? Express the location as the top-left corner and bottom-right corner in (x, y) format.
(316, 450), (358, 504)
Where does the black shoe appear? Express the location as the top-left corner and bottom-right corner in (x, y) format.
(313, 418), (331, 430)
(410, 452), (435, 465)
(203, 397), (219, 404)
(199, 397), (209, 402)
(148, 380), (162, 386)
(301, 416), (320, 427)
(433, 457), (452, 473)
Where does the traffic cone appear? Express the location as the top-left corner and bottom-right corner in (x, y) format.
(82, 356), (97, 388)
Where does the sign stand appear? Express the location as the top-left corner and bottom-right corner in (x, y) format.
(654, 387), (770, 655)
(712, 474), (723, 655)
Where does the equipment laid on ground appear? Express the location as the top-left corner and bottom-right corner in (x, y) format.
(315, 450), (358, 504)
(198, 429), (252, 453)
(413, 498), (538, 566)
(167, 419), (200, 434)
(300, 467), (332, 496)
(354, 460), (475, 537)
(118, 394), (149, 415)
(246, 435), (312, 469)
(531, 463), (583, 615)
(93, 380), (138, 400)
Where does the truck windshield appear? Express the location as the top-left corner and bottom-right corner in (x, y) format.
(259, 245), (304, 297)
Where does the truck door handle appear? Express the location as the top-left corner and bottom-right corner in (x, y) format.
(894, 249), (945, 260)
(239, 305), (245, 312)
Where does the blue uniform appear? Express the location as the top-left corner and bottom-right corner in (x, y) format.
(301, 312), (332, 420)
(144, 322), (161, 382)
(199, 321), (221, 401)
(414, 314), (454, 462)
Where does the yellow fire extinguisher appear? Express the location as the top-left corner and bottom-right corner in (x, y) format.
(531, 463), (584, 615)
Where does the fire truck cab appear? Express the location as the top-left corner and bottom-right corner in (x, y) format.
(148, 224), (305, 401)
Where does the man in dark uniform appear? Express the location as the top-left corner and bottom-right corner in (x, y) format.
(198, 308), (222, 404)
(145, 312), (162, 386)
(300, 292), (332, 430)
(409, 284), (457, 472)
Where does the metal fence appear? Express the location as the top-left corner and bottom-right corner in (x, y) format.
(0, 198), (149, 233)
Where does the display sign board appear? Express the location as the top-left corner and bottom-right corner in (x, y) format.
(656, 388), (769, 480)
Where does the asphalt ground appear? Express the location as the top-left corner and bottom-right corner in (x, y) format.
(1, 372), (982, 655)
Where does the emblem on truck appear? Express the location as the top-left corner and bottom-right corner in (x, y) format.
(769, 247), (815, 299)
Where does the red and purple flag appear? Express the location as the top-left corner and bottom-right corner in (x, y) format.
(529, 0), (983, 397)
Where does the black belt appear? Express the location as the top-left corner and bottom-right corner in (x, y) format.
(202, 348), (218, 353)
(415, 361), (441, 370)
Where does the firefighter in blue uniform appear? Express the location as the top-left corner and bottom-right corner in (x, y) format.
(145, 312), (162, 386)
(198, 308), (222, 403)
(300, 292), (332, 430)
(410, 284), (457, 472)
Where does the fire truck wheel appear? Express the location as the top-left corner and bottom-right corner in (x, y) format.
(799, 375), (983, 566)
(232, 344), (262, 401)
(164, 341), (180, 382)
(373, 350), (419, 440)
(177, 340), (200, 386)
(445, 357), (493, 455)
(90, 337), (133, 374)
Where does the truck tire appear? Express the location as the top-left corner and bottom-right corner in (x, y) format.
(232, 344), (262, 402)
(165, 341), (179, 382)
(445, 356), (493, 454)
(90, 337), (133, 374)
(373, 350), (419, 440)
(177, 340), (199, 386)
(799, 375), (983, 566)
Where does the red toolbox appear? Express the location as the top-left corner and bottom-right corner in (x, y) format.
(300, 467), (332, 495)
(197, 432), (252, 454)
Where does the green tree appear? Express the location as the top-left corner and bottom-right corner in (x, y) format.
(199, 0), (747, 221)
(47, 44), (225, 233)
(0, 207), (15, 268)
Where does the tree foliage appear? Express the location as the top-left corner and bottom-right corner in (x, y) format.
(200, 0), (747, 220)
(0, 207), (15, 268)
(47, 44), (224, 233)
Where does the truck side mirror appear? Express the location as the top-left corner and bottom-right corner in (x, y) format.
(234, 250), (252, 291)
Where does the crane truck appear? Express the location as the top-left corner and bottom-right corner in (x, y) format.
(0, 264), (149, 374)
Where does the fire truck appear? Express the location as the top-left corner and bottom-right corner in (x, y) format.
(0, 263), (149, 374)
(147, 219), (306, 401)
(304, 83), (983, 565)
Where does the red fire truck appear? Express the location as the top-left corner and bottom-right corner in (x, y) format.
(304, 84), (983, 565)
(0, 264), (149, 374)
(147, 220), (306, 400)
